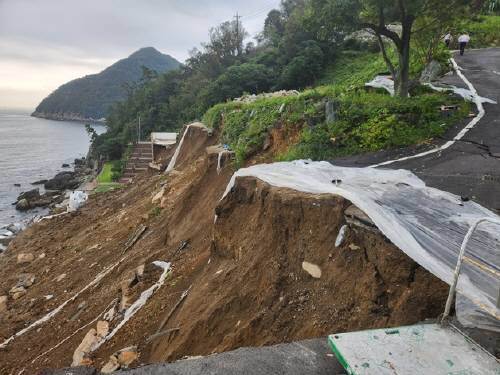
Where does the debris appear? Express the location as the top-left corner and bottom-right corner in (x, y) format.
(335, 225), (348, 248)
(17, 273), (36, 288)
(101, 346), (138, 373)
(96, 320), (109, 338)
(344, 205), (378, 232)
(157, 286), (191, 333)
(71, 328), (99, 366)
(146, 327), (180, 344)
(91, 262), (172, 353)
(152, 188), (165, 204)
(44, 295), (53, 301)
(55, 273), (67, 282)
(68, 191), (88, 212)
(349, 244), (361, 251)
(38, 253), (46, 259)
(171, 240), (189, 259)
(117, 346), (139, 367)
(101, 355), (120, 373)
(30, 299), (118, 365)
(302, 262), (322, 279)
(0, 295), (8, 313)
(123, 225), (147, 253)
(135, 264), (145, 280)
(17, 253), (34, 264)
(120, 278), (133, 312)
(9, 286), (26, 300)
(103, 305), (116, 322)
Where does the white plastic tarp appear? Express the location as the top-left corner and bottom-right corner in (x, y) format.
(68, 191), (88, 212)
(223, 161), (500, 329)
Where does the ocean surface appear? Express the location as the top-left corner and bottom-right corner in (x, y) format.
(0, 110), (106, 228)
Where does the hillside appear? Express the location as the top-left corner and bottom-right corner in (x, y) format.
(32, 47), (180, 122)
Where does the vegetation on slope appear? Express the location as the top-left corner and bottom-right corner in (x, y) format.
(33, 47), (180, 120)
(204, 51), (469, 166)
(91, 2), (497, 162)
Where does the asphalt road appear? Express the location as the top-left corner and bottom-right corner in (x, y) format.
(332, 48), (500, 213)
(42, 339), (346, 375)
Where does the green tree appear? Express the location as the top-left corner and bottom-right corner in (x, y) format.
(311, 0), (469, 97)
(279, 40), (325, 88)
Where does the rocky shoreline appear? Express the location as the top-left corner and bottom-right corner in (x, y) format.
(0, 157), (95, 253)
(31, 111), (106, 124)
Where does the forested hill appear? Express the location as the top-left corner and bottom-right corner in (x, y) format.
(32, 47), (180, 122)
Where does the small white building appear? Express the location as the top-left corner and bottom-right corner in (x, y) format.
(149, 132), (178, 170)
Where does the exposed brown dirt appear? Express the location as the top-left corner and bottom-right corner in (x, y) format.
(0, 124), (448, 374)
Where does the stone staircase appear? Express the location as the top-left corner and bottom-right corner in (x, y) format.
(119, 142), (153, 183)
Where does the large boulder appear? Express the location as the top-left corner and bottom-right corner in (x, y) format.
(420, 60), (442, 83)
(15, 189), (58, 211)
(44, 171), (80, 190)
(15, 199), (31, 211)
(17, 189), (40, 202)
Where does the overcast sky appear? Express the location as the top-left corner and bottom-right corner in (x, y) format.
(0, 0), (280, 110)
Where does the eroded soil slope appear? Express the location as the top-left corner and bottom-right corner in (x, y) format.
(0, 125), (447, 374)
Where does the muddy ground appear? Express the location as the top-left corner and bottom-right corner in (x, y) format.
(0, 125), (449, 374)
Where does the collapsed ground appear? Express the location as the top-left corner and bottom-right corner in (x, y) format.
(0, 125), (450, 374)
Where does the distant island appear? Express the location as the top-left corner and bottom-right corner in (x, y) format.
(32, 47), (180, 123)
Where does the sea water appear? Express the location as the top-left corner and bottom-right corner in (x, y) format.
(0, 110), (105, 228)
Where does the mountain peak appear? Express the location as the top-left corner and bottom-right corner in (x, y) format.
(129, 47), (163, 58)
(32, 48), (180, 120)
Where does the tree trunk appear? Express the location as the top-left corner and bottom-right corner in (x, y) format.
(394, 18), (413, 98)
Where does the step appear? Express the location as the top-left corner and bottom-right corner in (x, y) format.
(127, 164), (151, 168)
(328, 324), (500, 375)
(129, 157), (152, 161)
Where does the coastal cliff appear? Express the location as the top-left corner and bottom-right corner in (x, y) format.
(31, 111), (106, 123)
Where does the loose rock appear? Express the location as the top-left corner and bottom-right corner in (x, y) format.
(101, 355), (120, 373)
(72, 328), (99, 366)
(17, 253), (35, 264)
(0, 295), (8, 313)
(117, 346), (138, 367)
(9, 285), (26, 299)
(302, 261), (322, 279)
(96, 320), (109, 338)
(16, 199), (31, 211)
(17, 273), (36, 288)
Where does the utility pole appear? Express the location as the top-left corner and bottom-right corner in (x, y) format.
(138, 115), (141, 143)
(234, 12), (241, 56)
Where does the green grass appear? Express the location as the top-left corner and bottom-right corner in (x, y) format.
(280, 91), (469, 161)
(203, 49), (470, 166)
(97, 162), (114, 183)
(95, 161), (124, 193)
(316, 51), (387, 88)
(460, 15), (500, 48)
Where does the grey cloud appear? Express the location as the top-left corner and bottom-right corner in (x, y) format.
(0, 0), (280, 109)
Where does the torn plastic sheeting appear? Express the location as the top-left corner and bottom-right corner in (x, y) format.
(365, 76), (395, 96)
(425, 82), (497, 104)
(166, 122), (210, 173)
(68, 191), (88, 212)
(0, 254), (129, 349)
(371, 58), (490, 168)
(91, 261), (171, 352)
(222, 161), (500, 329)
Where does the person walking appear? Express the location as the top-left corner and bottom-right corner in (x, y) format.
(444, 33), (453, 48)
(458, 33), (470, 56)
